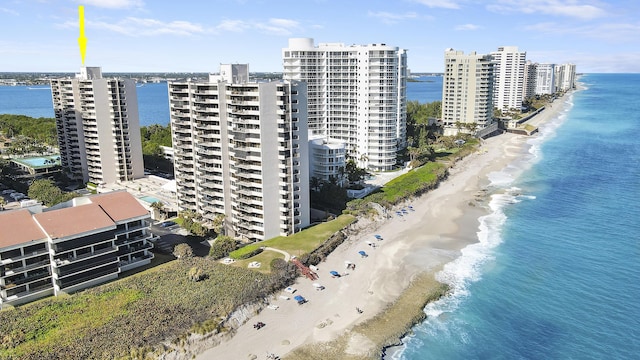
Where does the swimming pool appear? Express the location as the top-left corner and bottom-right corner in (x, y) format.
(139, 195), (162, 204)
(13, 155), (61, 168)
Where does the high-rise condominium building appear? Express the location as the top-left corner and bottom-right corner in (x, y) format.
(441, 49), (494, 136)
(491, 46), (527, 111)
(51, 67), (144, 184)
(555, 63), (577, 91)
(523, 61), (538, 100)
(535, 63), (556, 95)
(282, 38), (407, 171)
(169, 65), (309, 241)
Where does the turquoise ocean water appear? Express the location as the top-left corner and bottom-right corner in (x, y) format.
(391, 73), (640, 359)
(1, 73), (637, 358)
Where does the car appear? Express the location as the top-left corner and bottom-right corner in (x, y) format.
(160, 221), (177, 228)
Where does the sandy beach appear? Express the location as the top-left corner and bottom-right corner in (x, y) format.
(195, 98), (568, 360)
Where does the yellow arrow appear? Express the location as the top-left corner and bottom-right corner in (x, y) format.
(78, 5), (87, 65)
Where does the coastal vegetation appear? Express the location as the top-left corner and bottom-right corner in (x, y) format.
(140, 124), (173, 175)
(0, 256), (295, 360)
(0, 114), (57, 147)
(0, 215), (353, 360)
(229, 214), (356, 261)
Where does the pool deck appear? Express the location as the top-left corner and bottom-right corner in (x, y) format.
(98, 175), (178, 216)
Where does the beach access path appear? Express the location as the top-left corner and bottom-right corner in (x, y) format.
(196, 98), (568, 360)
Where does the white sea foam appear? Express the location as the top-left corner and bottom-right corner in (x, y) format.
(389, 91), (581, 359)
(388, 192), (516, 359)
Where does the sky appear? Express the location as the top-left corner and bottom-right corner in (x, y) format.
(1, 0), (639, 73)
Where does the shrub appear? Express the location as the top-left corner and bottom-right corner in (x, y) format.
(209, 236), (237, 259)
(173, 243), (194, 259)
(188, 267), (206, 282)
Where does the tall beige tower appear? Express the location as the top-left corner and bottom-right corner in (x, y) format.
(441, 49), (494, 136)
(51, 67), (144, 184)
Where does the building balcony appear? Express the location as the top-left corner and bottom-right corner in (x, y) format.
(52, 246), (118, 268)
(2, 259), (50, 277)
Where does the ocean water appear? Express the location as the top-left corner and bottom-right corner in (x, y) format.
(0, 82), (170, 127)
(392, 73), (640, 359)
(0, 78), (437, 126)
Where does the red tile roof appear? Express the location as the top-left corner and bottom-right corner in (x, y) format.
(33, 203), (115, 239)
(0, 209), (48, 248)
(89, 191), (150, 222)
(1, 190), (149, 248)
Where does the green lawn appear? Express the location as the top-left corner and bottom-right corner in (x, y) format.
(230, 214), (356, 259)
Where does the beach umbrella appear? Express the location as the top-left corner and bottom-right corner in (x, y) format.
(358, 250), (368, 258)
(330, 270), (340, 277)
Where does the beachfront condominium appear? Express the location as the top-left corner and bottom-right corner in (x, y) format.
(51, 66), (144, 185)
(535, 63), (556, 95)
(441, 49), (494, 136)
(523, 61), (537, 100)
(555, 63), (577, 91)
(168, 64), (310, 241)
(282, 38), (408, 171)
(0, 191), (155, 307)
(491, 46), (527, 112)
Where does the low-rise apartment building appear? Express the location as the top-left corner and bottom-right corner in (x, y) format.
(0, 191), (155, 307)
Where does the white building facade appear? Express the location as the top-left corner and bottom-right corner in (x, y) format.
(491, 46), (527, 111)
(555, 63), (577, 91)
(50, 67), (144, 185)
(441, 49), (494, 136)
(535, 63), (556, 95)
(282, 38), (407, 171)
(169, 67), (310, 241)
(309, 135), (347, 187)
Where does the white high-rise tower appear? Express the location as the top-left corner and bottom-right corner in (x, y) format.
(491, 46), (527, 112)
(282, 38), (407, 171)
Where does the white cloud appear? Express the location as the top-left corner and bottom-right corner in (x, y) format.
(0, 7), (19, 16)
(75, 0), (144, 9)
(216, 20), (251, 32)
(455, 23), (481, 30)
(412, 0), (461, 9)
(59, 14), (303, 37)
(524, 21), (640, 42)
(487, 0), (606, 20)
(59, 17), (208, 36)
(218, 17), (300, 36)
(368, 11), (419, 24)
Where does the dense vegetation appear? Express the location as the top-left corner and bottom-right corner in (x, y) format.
(0, 257), (295, 360)
(0, 114), (57, 146)
(140, 124), (173, 174)
(27, 179), (77, 207)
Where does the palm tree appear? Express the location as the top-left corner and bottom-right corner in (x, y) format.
(150, 201), (165, 220)
(310, 176), (321, 192)
(212, 214), (225, 235)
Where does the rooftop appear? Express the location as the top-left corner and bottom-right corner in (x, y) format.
(0, 209), (47, 248)
(34, 203), (115, 240)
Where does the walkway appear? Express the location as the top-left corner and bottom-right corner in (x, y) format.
(262, 247), (291, 262)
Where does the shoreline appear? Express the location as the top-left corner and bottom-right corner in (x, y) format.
(193, 94), (573, 360)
